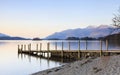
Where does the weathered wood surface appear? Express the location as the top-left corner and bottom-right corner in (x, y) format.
(18, 40), (120, 59)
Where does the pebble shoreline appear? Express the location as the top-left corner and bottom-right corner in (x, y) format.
(32, 55), (120, 75)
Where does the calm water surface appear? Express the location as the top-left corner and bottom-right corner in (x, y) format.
(0, 40), (120, 75)
(0, 40), (61, 75)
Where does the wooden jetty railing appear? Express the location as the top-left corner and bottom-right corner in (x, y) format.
(18, 40), (120, 59)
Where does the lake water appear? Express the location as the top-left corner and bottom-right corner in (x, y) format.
(0, 40), (120, 75)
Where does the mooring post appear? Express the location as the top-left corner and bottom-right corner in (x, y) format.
(40, 43), (42, 51)
(40, 43), (42, 56)
(106, 40), (108, 51)
(62, 42), (64, 50)
(61, 42), (64, 58)
(47, 42), (50, 51)
(28, 43), (31, 54)
(29, 43), (31, 51)
(24, 45), (26, 51)
(36, 44), (38, 55)
(28, 44), (30, 51)
(36, 44), (38, 51)
(78, 40), (81, 59)
(86, 40), (87, 50)
(47, 42), (50, 58)
(68, 41), (70, 50)
(100, 40), (102, 56)
(68, 41), (71, 58)
(55, 42), (57, 50)
(21, 44), (23, 51)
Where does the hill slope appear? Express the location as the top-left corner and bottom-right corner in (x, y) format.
(45, 25), (116, 39)
(0, 33), (29, 40)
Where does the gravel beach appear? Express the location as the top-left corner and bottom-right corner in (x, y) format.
(32, 55), (120, 75)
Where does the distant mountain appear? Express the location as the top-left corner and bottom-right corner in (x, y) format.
(0, 37), (29, 40)
(0, 33), (10, 37)
(45, 25), (118, 39)
(0, 33), (30, 40)
(111, 28), (120, 34)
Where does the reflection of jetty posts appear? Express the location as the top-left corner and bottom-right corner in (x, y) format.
(18, 40), (120, 59)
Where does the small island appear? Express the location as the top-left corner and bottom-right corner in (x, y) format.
(32, 37), (42, 41)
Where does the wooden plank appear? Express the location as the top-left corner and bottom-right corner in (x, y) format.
(19, 49), (120, 53)
(18, 42), (120, 59)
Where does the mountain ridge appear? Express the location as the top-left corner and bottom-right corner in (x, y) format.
(0, 33), (30, 40)
(45, 25), (118, 39)
(0, 33), (10, 37)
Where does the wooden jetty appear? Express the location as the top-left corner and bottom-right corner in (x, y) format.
(18, 40), (120, 59)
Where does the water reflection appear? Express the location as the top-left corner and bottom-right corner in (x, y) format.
(18, 52), (76, 63)
(0, 40), (61, 75)
(0, 42), (7, 46)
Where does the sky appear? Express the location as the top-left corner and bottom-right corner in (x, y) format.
(0, 0), (120, 38)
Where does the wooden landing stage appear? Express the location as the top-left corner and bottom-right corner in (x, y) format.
(18, 40), (120, 59)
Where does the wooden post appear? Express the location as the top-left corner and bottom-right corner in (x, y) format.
(36, 44), (38, 51)
(55, 42), (57, 50)
(86, 40), (87, 50)
(78, 40), (81, 59)
(62, 42), (64, 50)
(68, 41), (70, 50)
(28, 44), (30, 51)
(28, 44), (31, 54)
(40, 43), (42, 51)
(68, 41), (71, 58)
(61, 42), (64, 58)
(47, 42), (50, 58)
(100, 40), (102, 56)
(36, 44), (38, 55)
(21, 44), (23, 51)
(47, 42), (50, 51)
(106, 40), (108, 51)
(40, 43), (42, 56)
(24, 45), (26, 51)
(29, 43), (31, 51)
